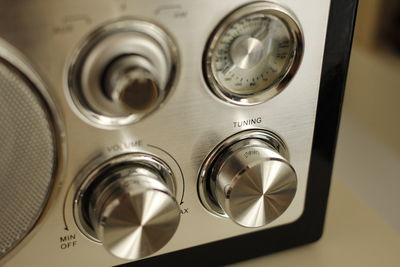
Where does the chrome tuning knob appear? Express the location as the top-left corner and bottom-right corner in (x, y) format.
(199, 130), (297, 228)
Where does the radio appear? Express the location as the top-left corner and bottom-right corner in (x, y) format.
(0, 0), (357, 266)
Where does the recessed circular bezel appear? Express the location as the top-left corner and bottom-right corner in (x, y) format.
(203, 2), (304, 106)
(197, 129), (289, 217)
(66, 19), (179, 128)
(73, 152), (177, 242)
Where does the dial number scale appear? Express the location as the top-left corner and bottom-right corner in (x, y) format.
(204, 2), (303, 105)
(214, 14), (292, 93)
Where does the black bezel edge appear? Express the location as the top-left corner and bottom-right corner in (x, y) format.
(118, 0), (358, 266)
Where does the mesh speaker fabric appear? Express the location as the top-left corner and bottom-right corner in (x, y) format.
(0, 58), (57, 257)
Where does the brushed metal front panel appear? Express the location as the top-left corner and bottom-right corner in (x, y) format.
(0, 0), (331, 266)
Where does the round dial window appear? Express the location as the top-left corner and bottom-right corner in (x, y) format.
(204, 2), (303, 105)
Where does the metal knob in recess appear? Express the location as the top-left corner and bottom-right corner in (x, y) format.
(102, 55), (160, 114)
(67, 20), (178, 127)
(210, 138), (297, 228)
(75, 155), (180, 260)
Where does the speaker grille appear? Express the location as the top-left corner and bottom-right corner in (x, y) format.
(0, 58), (57, 257)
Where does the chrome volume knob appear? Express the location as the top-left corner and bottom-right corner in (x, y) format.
(75, 154), (180, 260)
(199, 131), (297, 228)
(89, 167), (179, 259)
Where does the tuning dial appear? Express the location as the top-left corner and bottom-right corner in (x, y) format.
(199, 131), (297, 228)
(75, 154), (180, 260)
(68, 20), (178, 126)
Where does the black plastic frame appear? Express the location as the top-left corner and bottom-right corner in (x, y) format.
(119, 0), (358, 265)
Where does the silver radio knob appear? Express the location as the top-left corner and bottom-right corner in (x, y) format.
(68, 20), (178, 126)
(210, 138), (297, 228)
(103, 55), (161, 114)
(77, 156), (180, 260)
